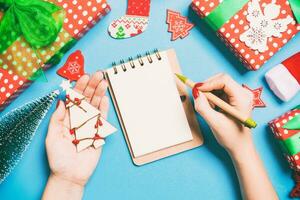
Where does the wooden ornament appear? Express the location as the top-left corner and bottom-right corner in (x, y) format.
(64, 86), (117, 152)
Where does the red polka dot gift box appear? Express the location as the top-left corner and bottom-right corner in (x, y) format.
(269, 105), (300, 172)
(0, 0), (110, 111)
(191, 0), (300, 71)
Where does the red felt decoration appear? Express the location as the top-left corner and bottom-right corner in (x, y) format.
(242, 84), (266, 108)
(283, 52), (300, 85)
(57, 50), (85, 81)
(166, 9), (194, 41)
(127, 0), (150, 17)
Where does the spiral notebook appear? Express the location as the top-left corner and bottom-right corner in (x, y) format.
(105, 49), (203, 165)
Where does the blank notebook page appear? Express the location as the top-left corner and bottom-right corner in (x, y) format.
(107, 51), (193, 157)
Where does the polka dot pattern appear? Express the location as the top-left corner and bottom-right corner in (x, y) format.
(269, 108), (300, 171)
(0, 37), (40, 79)
(0, 68), (27, 107)
(191, 0), (300, 70)
(54, 0), (111, 39)
(0, 0), (111, 111)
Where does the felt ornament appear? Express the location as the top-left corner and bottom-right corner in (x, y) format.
(242, 84), (266, 108)
(60, 80), (116, 152)
(57, 50), (85, 82)
(108, 0), (150, 39)
(166, 9), (194, 41)
(0, 91), (58, 183)
(265, 52), (300, 102)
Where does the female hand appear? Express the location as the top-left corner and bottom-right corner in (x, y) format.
(193, 73), (278, 199)
(193, 73), (253, 155)
(45, 72), (109, 187)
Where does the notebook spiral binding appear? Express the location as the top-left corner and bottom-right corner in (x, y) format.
(112, 49), (162, 74)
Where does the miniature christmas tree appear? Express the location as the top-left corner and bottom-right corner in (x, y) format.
(0, 91), (58, 183)
(63, 81), (116, 152)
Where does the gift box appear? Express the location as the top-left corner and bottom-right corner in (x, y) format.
(269, 105), (300, 171)
(0, 0), (110, 111)
(191, 0), (300, 70)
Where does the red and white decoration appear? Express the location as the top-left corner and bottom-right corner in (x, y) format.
(57, 50), (85, 81)
(269, 106), (300, 197)
(60, 80), (117, 152)
(242, 84), (266, 108)
(108, 0), (150, 39)
(0, 69), (28, 111)
(0, 0), (111, 111)
(265, 52), (300, 101)
(240, 0), (293, 53)
(166, 9), (194, 41)
(57, 0), (111, 39)
(191, 0), (300, 70)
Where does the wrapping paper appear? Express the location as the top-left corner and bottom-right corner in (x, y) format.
(191, 0), (300, 70)
(0, 0), (110, 111)
(269, 106), (300, 171)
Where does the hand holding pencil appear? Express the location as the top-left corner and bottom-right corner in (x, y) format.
(176, 73), (256, 128)
(176, 73), (256, 153)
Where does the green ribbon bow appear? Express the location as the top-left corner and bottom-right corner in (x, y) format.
(281, 105), (300, 156)
(203, 0), (300, 32)
(0, 0), (64, 54)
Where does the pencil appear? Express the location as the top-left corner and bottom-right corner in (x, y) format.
(175, 73), (257, 129)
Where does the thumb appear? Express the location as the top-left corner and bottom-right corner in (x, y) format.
(194, 91), (217, 123)
(51, 100), (66, 122)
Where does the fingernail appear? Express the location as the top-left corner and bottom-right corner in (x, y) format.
(195, 82), (204, 88)
(56, 100), (60, 109)
(192, 82), (203, 99)
(192, 87), (199, 99)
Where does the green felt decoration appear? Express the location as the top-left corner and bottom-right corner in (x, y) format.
(0, 90), (58, 183)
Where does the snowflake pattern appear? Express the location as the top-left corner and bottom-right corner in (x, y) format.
(67, 61), (80, 74)
(240, 0), (293, 52)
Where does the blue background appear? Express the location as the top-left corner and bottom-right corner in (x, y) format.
(1, 0), (300, 199)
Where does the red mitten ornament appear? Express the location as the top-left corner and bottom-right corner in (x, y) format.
(57, 50), (85, 81)
(242, 84), (266, 108)
(166, 10), (194, 41)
